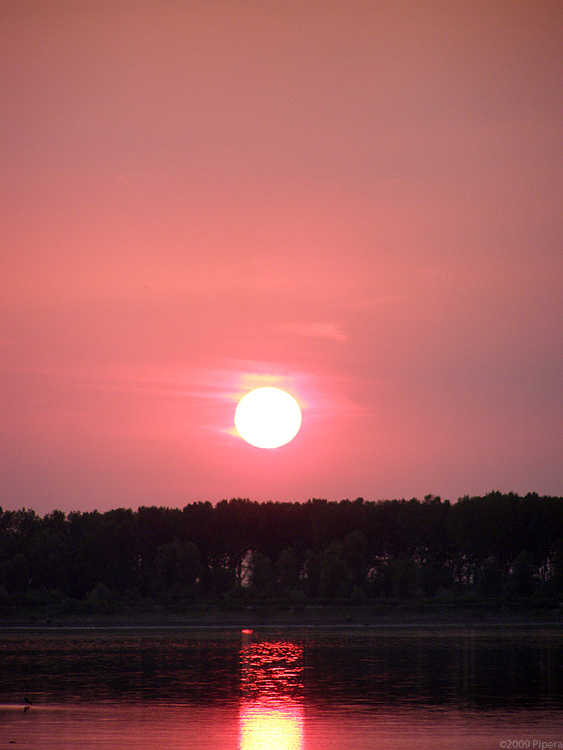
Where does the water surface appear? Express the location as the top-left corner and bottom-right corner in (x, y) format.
(1, 627), (562, 749)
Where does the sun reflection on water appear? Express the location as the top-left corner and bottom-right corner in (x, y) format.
(239, 638), (304, 750)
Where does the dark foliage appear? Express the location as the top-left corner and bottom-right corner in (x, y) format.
(1, 492), (563, 614)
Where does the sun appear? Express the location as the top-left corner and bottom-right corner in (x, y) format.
(235, 387), (302, 449)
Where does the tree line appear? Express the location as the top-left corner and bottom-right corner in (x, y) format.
(1, 492), (563, 615)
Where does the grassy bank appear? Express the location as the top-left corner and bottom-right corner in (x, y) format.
(2, 595), (563, 630)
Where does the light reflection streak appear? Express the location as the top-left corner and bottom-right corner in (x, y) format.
(240, 699), (304, 750)
(239, 638), (304, 750)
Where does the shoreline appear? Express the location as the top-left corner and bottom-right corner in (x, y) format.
(2, 601), (563, 631)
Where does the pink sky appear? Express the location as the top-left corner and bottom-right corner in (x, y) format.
(1, 0), (562, 515)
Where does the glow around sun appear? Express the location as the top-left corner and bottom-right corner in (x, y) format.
(234, 387), (302, 449)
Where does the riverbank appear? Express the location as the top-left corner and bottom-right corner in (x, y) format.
(2, 598), (563, 630)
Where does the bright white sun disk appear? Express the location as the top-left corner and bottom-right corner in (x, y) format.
(235, 387), (302, 449)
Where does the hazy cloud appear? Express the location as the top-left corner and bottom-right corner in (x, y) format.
(279, 323), (347, 342)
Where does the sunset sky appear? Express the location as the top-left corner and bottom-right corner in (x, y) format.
(2, 0), (562, 515)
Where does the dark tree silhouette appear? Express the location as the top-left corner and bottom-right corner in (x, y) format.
(1, 492), (562, 614)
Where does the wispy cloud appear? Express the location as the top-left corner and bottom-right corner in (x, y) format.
(279, 322), (347, 342)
